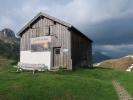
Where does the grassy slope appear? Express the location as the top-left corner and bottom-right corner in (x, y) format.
(0, 65), (133, 100)
(97, 57), (133, 70)
(0, 56), (15, 71)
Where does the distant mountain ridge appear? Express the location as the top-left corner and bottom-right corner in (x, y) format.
(0, 28), (20, 61)
(93, 51), (111, 63)
(0, 28), (15, 38)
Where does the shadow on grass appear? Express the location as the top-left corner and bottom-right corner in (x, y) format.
(91, 66), (113, 70)
(73, 66), (113, 71)
(10, 61), (18, 65)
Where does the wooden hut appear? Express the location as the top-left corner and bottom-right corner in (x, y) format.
(17, 12), (93, 70)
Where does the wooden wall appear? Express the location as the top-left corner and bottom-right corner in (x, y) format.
(71, 29), (92, 68)
(20, 16), (72, 69)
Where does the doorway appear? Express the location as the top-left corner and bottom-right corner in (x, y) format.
(53, 47), (61, 67)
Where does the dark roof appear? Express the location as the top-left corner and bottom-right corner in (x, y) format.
(17, 12), (93, 42)
(71, 26), (93, 42)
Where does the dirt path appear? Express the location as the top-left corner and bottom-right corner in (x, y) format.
(112, 80), (133, 100)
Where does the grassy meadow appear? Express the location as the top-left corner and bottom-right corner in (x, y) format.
(0, 63), (133, 100)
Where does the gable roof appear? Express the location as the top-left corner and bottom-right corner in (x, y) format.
(17, 12), (93, 42)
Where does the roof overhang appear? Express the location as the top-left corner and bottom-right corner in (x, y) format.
(71, 26), (93, 42)
(17, 12), (72, 36)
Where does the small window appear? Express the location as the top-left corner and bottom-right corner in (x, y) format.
(55, 48), (60, 54)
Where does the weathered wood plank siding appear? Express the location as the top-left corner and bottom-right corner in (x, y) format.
(71, 29), (92, 68)
(20, 16), (72, 69)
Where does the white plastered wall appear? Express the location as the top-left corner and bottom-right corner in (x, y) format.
(20, 51), (51, 70)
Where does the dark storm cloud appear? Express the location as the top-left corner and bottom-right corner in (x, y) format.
(84, 16), (133, 45)
(94, 44), (133, 57)
(82, 16), (133, 57)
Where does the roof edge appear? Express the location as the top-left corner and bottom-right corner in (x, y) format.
(17, 12), (72, 36)
(71, 26), (93, 42)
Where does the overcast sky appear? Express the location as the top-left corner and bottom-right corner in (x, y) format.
(0, 0), (133, 57)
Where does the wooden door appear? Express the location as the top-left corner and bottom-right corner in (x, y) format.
(53, 47), (61, 67)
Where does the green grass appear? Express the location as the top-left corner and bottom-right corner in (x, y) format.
(0, 65), (133, 100)
(116, 71), (133, 96)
